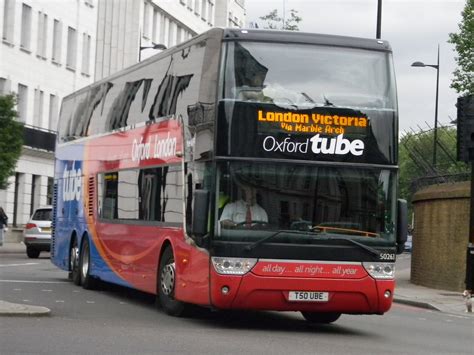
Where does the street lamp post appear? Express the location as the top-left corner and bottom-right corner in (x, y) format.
(411, 44), (440, 167)
(138, 43), (167, 61)
(376, 0), (382, 39)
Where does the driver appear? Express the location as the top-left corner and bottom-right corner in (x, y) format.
(219, 186), (268, 228)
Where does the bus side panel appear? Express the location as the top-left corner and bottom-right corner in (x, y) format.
(86, 220), (211, 305)
(173, 240), (210, 306)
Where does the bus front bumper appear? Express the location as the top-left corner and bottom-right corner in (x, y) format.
(209, 269), (394, 314)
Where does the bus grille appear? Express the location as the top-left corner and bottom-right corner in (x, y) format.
(87, 176), (95, 217)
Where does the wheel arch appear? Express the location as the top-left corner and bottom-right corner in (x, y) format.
(68, 231), (78, 271)
(156, 240), (173, 290)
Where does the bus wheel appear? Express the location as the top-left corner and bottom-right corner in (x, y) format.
(301, 312), (341, 324)
(158, 247), (185, 316)
(80, 237), (96, 290)
(70, 238), (81, 286)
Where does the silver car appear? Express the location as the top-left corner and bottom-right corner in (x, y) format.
(23, 206), (52, 258)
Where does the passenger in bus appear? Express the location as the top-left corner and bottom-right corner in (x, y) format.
(219, 186), (268, 228)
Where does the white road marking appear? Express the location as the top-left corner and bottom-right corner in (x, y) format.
(0, 263), (39, 267)
(13, 288), (22, 291)
(0, 279), (68, 284)
(55, 300), (65, 303)
(42, 289), (53, 292)
(86, 301), (95, 304)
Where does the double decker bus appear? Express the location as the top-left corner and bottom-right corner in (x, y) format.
(52, 28), (407, 324)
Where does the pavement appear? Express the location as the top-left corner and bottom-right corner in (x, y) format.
(0, 242), (472, 317)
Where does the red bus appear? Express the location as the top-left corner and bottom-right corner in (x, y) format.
(51, 28), (407, 323)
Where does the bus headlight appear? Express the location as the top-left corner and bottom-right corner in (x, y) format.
(211, 257), (258, 275)
(363, 262), (395, 279)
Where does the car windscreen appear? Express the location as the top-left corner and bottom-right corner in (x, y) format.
(32, 209), (52, 221)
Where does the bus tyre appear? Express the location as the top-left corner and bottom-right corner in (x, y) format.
(301, 312), (341, 324)
(158, 247), (185, 316)
(70, 238), (81, 286)
(26, 247), (40, 259)
(80, 237), (96, 290)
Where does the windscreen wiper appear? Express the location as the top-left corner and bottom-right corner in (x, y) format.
(244, 230), (302, 252)
(245, 229), (380, 257)
(322, 236), (380, 257)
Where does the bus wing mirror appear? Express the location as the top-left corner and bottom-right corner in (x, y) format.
(396, 199), (408, 254)
(192, 189), (209, 238)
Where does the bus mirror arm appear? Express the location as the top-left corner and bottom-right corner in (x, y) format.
(191, 189), (210, 240)
(396, 199), (408, 254)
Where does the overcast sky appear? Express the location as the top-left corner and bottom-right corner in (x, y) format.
(244, 0), (465, 133)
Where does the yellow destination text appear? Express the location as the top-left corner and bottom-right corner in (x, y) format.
(311, 114), (367, 127)
(258, 110), (309, 124)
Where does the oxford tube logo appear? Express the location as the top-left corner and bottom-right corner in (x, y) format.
(263, 134), (365, 156)
(63, 162), (82, 202)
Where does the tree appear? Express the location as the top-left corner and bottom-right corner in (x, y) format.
(448, 0), (474, 96)
(259, 8), (302, 31)
(0, 95), (23, 189)
(399, 127), (470, 205)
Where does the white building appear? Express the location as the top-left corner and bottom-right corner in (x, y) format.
(0, 0), (97, 227)
(0, 0), (245, 230)
(95, 0), (246, 80)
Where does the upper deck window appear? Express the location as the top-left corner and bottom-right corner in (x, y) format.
(223, 41), (396, 111)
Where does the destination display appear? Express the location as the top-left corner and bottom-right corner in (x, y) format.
(216, 102), (396, 165)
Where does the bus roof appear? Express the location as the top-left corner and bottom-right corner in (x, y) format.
(221, 28), (392, 52)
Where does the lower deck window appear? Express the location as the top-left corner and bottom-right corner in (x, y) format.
(98, 165), (183, 223)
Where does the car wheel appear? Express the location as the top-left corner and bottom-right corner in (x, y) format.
(70, 238), (81, 286)
(80, 237), (96, 290)
(301, 312), (341, 324)
(26, 247), (40, 259)
(158, 247), (186, 316)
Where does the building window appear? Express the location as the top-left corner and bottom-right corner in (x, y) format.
(159, 15), (167, 47)
(66, 26), (77, 70)
(20, 3), (32, 50)
(47, 177), (54, 205)
(152, 8), (159, 43)
(34, 89), (44, 127)
(201, 0), (207, 21)
(52, 19), (62, 63)
(187, 0), (193, 11)
(81, 33), (91, 75)
(17, 84), (28, 123)
(207, 1), (214, 26)
(143, 1), (150, 39)
(84, 0), (94, 8)
(30, 174), (40, 216)
(194, 0), (200, 16)
(176, 26), (182, 44)
(2, 0), (16, 43)
(179, 0), (185, 5)
(0, 77), (11, 94)
(37, 12), (48, 59)
(168, 21), (175, 47)
(48, 94), (58, 130)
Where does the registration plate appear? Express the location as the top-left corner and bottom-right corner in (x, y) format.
(41, 227), (51, 232)
(288, 291), (329, 302)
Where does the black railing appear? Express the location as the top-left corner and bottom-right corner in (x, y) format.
(23, 125), (56, 152)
